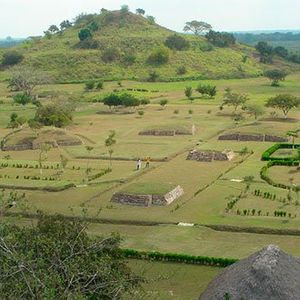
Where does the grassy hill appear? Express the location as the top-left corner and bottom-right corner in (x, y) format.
(0, 10), (295, 82)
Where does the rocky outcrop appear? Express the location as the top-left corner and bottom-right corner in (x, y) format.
(187, 150), (235, 162)
(111, 185), (184, 207)
(218, 133), (288, 142)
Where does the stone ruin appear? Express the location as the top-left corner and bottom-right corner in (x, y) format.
(111, 185), (184, 207)
(187, 149), (235, 162)
(139, 129), (191, 136)
(218, 133), (288, 142)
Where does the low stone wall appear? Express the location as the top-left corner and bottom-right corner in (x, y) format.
(187, 150), (235, 162)
(1, 143), (32, 151)
(111, 185), (184, 207)
(218, 133), (288, 142)
(139, 130), (191, 136)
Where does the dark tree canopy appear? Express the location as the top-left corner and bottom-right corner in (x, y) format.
(60, 20), (72, 30)
(165, 34), (190, 51)
(103, 93), (141, 109)
(2, 50), (24, 66)
(0, 214), (141, 299)
(206, 31), (236, 47)
(184, 20), (212, 35)
(255, 41), (274, 63)
(136, 8), (145, 15)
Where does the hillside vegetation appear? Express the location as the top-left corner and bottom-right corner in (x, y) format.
(1, 9), (291, 82)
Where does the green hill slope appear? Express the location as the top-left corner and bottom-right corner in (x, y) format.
(0, 10), (294, 82)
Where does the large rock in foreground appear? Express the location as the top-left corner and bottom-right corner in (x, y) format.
(200, 245), (300, 300)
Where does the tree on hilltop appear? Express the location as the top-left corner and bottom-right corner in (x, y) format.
(48, 25), (59, 34)
(136, 8), (145, 15)
(184, 20), (212, 35)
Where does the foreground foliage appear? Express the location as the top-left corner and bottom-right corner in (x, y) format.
(0, 214), (141, 299)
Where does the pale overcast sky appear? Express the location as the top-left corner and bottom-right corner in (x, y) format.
(1, 0), (300, 38)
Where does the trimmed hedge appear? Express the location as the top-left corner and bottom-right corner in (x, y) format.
(260, 160), (299, 191)
(261, 143), (300, 162)
(122, 249), (237, 267)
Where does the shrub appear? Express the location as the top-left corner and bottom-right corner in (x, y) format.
(102, 47), (120, 63)
(165, 34), (189, 51)
(78, 28), (92, 41)
(196, 84), (217, 98)
(176, 66), (187, 75)
(2, 50), (24, 66)
(147, 70), (159, 82)
(122, 53), (136, 65)
(96, 81), (104, 90)
(85, 81), (95, 91)
(13, 93), (32, 105)
(147, 47), (169, 65)
(137, 110), (144, 116)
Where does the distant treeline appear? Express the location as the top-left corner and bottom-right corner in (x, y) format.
(235, 32), (300, 45)
(0, 38), (25, 48)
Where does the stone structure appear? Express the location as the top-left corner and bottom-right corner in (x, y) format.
(187, 150), (235, 162)
(218, 133), (288, 142)
(200, 245), (300, 300)
(139, 129), (191, 136)
(111, 185), (184, 207)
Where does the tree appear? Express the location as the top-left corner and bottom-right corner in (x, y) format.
(0, 214), (141, 298)
(255, 41), (273, 63)
(165, 34), (189, 51)
(286, 131), (298, 148)
(147, 47), (169, 65)
(206, 31), (236, 47)
(2, 50), (24, 66)
(38, 143), (51, 175)
(185, 86), (193, 102)
(78, 28), (92, 41)
(244, 104), (265, 120)
(146, 15), (155, 24)
(160, 99), (168, 109)
(184, 20), (212, 35)
(35, 101), (75, 127)
(105, 131), (116, 168)
(222, 88), (249, 112)
(48, 25), (59, 33)
(120, 5), (129, 14)
(60, 154), (69, 172)
(136, 8), (145, 15)
(265, 94), (300, 118)
(243, 176), (254, 195)
(274, 46), (289, 58)
(60, 20), (72, 31)
(8, 67), (49, 97)
(264, 69), (287, 87)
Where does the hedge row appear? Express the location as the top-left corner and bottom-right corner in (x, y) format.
(261, 143), (300, 162)
(0, 183), (75, 192)
(260, 160), (299, 191)
(88, 168), (112, 182)
(122, 249), (237, 267)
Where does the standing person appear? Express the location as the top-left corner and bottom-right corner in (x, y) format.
(138, 159), (142, 170)
(145, 156), (150, 168)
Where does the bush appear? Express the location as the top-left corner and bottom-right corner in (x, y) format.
(147, 47), (169, 65)
(147, 70), (159, 82)
(196, 84), (217, 98)
(122, 53), (136, 65)
(85, 81), (95, 91)
(103, 93), (141, 109)
(78, 28), (92, 41)
(177, 66), (187, 75)
(165, 34), (189, 51)
(102, 47), (120, 63)
(96, 81), (104, 90)
(2, 50), (24, 66)
(13, 93), (32, 105)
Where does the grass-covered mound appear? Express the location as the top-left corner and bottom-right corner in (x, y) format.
(2, 128), (82, 151)
(1, 10), (278, 82)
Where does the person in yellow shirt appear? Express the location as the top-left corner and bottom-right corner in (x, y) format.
(145, 156), (150, 168)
